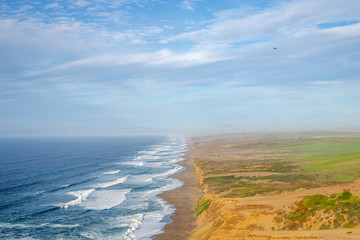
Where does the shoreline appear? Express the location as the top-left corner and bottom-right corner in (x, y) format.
(156, 147), (202, 239)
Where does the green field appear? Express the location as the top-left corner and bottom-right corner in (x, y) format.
(275, 138), (360, 181)
(192, 133), (360, 198)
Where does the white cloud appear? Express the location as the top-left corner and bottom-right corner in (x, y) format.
(42, 47), (226, 73)
(321, 22), (360, 38)
(44, 2), (62, 9)
(166, 0), (360, 43)
(180, 0), (196, 11)
(71, 0), (91, 7)
(0, 18), (92, 49)
(0, 16), (172, 64)
(310, 81), (343, 86)
(129, 39), (147, 45)
(18, 4), (34, 12)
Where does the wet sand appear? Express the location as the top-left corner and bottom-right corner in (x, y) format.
(156, 150), (202, 240)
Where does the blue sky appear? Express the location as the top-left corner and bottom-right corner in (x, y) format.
(0, 0), (360, 136)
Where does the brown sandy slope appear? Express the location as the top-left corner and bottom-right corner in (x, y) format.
(156, 152), (203, 240)
(190, 181), (360, 240)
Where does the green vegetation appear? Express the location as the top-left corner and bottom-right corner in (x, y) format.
(205, 175), (237, 184)
(273, 137), (360, 154)
(257, 174), (317, 182)
(301, 153), (360, 181)
(195, 196), (212, 216)
(274, 138), (360, 181)
(278, 191), (360, 230)
(204, 174), (331, 198)
(193, 134), (360, 198)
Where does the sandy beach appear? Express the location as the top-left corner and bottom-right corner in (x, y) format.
(156, 149), (202, 240)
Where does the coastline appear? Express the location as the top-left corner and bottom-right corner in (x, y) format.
(156, 146), (202, 239)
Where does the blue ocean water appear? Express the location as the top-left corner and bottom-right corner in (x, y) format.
(0, 135), (187, 239)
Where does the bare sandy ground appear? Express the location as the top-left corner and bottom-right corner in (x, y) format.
(188, 180), (360, 240)
(156, 152), (203, 240)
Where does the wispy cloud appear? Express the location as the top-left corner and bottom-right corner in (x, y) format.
(180, 0), (196, 11)
(71, 0), (91, 8)
(310, 81), (343, 86)
(0, 16), (174, 74)
(31, 46), (229, 75)
(18, 4), (33, 12)
(44, 2), (62, 10)
(166, 0), (360, 44)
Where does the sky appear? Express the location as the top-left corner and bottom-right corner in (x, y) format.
(0, 0), (360, 136)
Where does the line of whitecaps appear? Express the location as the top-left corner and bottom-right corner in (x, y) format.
(60, 136), (188, 212)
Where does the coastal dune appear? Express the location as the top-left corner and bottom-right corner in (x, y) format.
(187, 132), (360, 240)
(189, 183), (360, 239)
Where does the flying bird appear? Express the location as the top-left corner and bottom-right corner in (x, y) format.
(273, 47), (277, 50)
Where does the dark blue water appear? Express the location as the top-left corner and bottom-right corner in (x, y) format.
(0, 135), (187, 239)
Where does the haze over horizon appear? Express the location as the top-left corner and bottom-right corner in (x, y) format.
(1, 0), (360, 137)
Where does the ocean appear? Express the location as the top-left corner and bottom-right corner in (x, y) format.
(0, 135), (187, 239)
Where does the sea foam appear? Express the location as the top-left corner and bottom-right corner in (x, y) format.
(95, 176), (128, 189)
(81, 189), (131, 210)
(62, 176), (129, 209)
(103, 170), (121, 175)
(62, 189), (95, 209)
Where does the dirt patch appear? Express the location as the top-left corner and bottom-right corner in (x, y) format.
(208, 172), (283, 178)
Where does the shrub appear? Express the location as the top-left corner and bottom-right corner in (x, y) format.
(195, 196), (212, 216)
